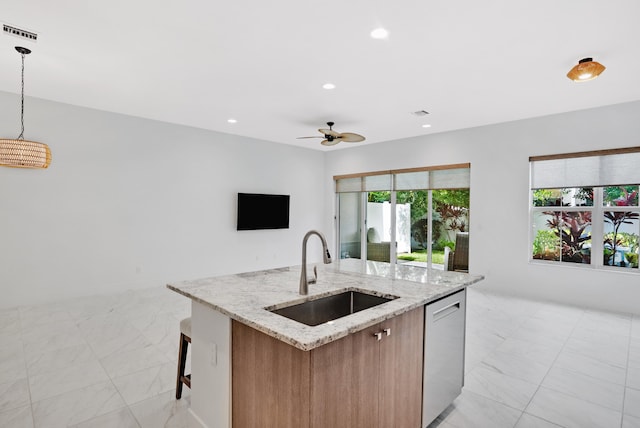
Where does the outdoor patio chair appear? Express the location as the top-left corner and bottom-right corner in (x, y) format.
(446, 232), (469, 272)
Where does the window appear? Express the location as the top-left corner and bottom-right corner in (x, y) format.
(335, 164), (470, 270)
(530, 148), (640, 270)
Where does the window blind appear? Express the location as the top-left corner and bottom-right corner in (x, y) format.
(530, 149), (640, 189)
(335, 177), (362, 192)
(364, 174), (392, 191)
(335, 164), (470, 192)
(430, 168), (471, 190)
(394, 171), (429, 190)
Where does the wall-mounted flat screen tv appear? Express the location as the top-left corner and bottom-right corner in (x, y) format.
(237, 193), (290, 230)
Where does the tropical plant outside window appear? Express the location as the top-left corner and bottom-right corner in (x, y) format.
(368, 189), (469, 254)
(531, 185), (639, 270)
(603, 186), (639, 268)
(335, 164), (470, 269)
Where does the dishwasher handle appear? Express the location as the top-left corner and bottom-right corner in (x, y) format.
(432, 301), (460, 322)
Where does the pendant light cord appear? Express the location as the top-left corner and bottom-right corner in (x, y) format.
(17, 51), (26, 140)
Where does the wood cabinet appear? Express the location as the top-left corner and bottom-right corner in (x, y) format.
(378, 306), (424, 428)
(232, 306), (424, 428)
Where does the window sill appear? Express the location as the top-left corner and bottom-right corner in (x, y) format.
(529, 259), (639, 275)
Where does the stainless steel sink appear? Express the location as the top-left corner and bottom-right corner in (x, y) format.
(268, 290), (397, 326)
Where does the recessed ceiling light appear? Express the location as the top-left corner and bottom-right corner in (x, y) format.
(370, 28), (389, 39)
(422, 124), (432, 128)
(227, 118), (237, 124)
(322, 83), (336, 90)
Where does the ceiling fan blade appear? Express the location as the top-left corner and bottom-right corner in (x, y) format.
(319, 128), (341, 138)
(296, 136), (323, 139)
(321, 139), (340, 146)
(338, 132), (365, 143)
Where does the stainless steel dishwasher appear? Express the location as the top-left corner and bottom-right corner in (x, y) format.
(422, 289), (467, 427)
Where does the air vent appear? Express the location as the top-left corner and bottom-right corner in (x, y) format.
(411, 110), (430, 117)
(3, 24), (38, 42)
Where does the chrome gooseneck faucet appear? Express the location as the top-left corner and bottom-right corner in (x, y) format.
(300, 230), (332, 295)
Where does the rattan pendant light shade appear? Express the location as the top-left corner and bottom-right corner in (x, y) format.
(0, 138), (51, 168)
(0, 46), (51, 169)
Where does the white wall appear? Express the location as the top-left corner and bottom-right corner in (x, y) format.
(367, 202), (411, 253)
(4, 90), (639, 315)
(0, 91), (326, 308)
(324, 101), (640, 315)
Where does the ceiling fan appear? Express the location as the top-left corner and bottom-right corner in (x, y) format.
(297, 122), (366, 146)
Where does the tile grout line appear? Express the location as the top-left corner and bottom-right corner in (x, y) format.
(621, 315), (636, 428)
(509, 304), (585, 428)
(17, 304), (37, 428)
(1, 289), (190, 427)
(29, 309), (125, 427)
(81, 317), (144, 428)
(461, 292), (568, 427)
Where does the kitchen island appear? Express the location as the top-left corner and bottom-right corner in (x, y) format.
(168, 259), (483, 428)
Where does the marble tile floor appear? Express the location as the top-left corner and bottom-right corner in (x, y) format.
(1, 285), (639, 427)
(431, 289), (640, 428)
(0, 287), (191, 428)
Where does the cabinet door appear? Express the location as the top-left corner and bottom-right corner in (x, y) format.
(232, 321), (311, 428)
(378, 306), (424, 428)
(310, 323), (380, 428)
(350, 323), (382, 427)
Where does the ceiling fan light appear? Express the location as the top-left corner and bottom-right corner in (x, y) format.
(567, 57), (605, 82)
(300, 121), (365, 146)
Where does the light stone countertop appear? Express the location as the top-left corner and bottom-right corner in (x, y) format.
(167, 259), (484, 351)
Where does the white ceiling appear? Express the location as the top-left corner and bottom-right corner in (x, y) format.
(2, 0), (639, 151)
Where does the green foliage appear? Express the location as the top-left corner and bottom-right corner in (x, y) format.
(397, 250), (445, 264)
(433, 239), (455, 251)
(430, 190), (471, 236)
(603, 232), (640, 267)
(410, 218), (429, 250)
(604, 186), (639, 205)
(575, 188), (594, 206)
(368, 189), (469, 250)
(604, 231), (639, 252)
(604, 210), (640, 264)
(603, 247), (614, 266)
(543, 211), (591, 263)
(436, 204), (468, 232)
(532, 189), (562, 207)
(431, 219), (444, 244)
(397, 191), (429, 224)
(532, 230), (559, 260)
(370, 189), (470, 221)
(367, 191), (390, 203)
(532, 188), (594, 207)
(432, 189), (470, 209)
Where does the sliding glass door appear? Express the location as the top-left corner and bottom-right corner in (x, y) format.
(335, 165), (471, 271)
(338, 192), (362, 260)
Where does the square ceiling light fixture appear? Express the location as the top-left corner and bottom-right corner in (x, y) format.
(567, 57), (606, 82)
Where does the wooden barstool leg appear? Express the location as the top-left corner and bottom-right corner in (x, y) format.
(176, 332), (189, 399)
